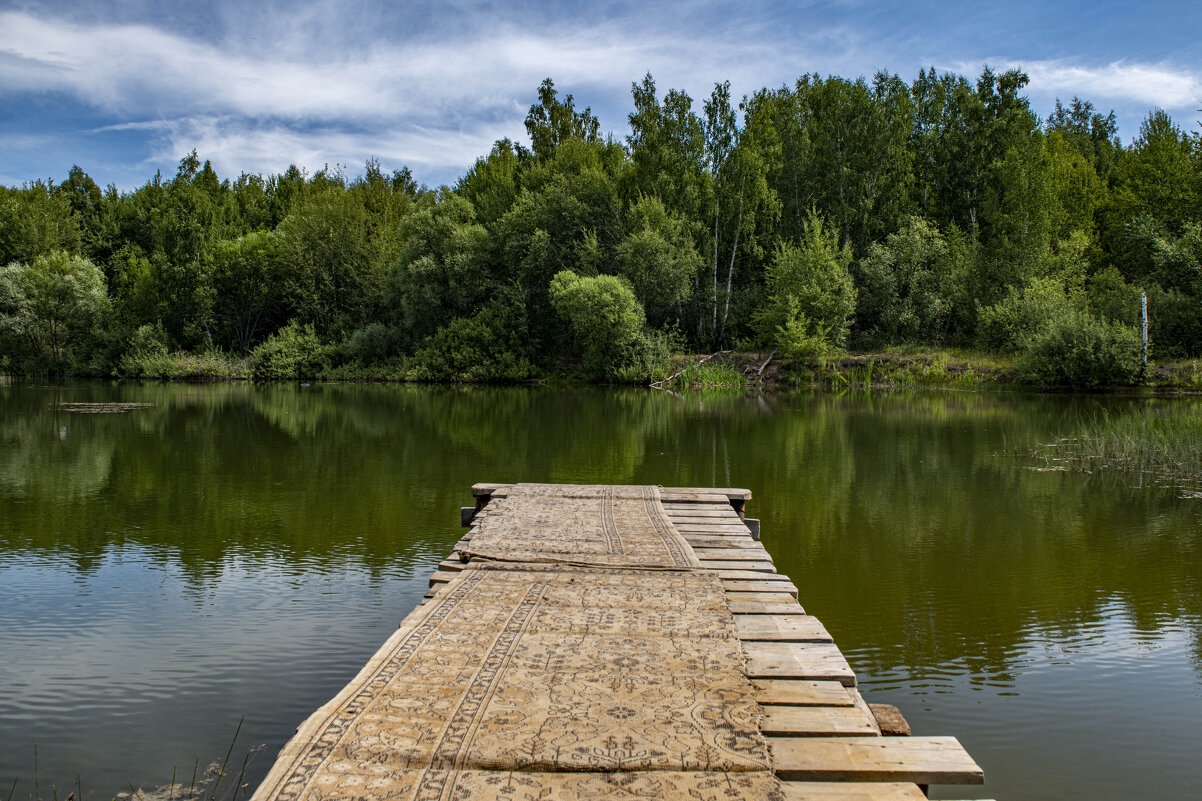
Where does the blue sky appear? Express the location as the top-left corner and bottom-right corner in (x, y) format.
(2, 0), (1200, 190)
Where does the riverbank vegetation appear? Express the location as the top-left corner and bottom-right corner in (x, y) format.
(3, 68), (1201, 386)
(1031, 405), (1202, 488)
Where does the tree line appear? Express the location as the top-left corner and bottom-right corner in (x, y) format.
(2, 67), (1200, 384)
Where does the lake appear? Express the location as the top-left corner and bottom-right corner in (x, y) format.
(1, 380), (1199, 800)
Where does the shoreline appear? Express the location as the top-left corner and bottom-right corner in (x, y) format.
(4, 348), (1201, 393)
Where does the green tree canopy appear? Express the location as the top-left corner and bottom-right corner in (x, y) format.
(0, 251), (109, 370)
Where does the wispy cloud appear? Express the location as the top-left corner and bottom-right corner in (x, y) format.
(0, 6), (831, 182)
(948, 57), (1202, 113)
(6, 2), (1198, 188)
(1022, 60), (1202, 110)
(0, 9), (807, 124)
(134, 117), (505, 179)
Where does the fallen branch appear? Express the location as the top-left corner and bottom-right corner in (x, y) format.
(756, 349), (777, 377)
(651, 350), (731, 389)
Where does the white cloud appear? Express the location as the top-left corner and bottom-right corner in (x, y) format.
(0, 3), (915, 187)
(1024, 60), (1201, 110)
(0, 9), (805, 126)
(948, 57), (1202, 112)
(137, 117), (502, 181)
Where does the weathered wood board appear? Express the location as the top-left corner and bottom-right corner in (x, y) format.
(769, 736), (984, 784)
(744, 641), (857, 686)
(736, 614), (831, 641)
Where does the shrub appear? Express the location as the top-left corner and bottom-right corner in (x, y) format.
(343, 322), (404, 363)
(549, 270), (646, 377)
(1020, 308), (1143, 387)
(609, 326), (682, 384)
(118, 322), (170, 376)
(0, 250), (109, 371)
(756, 211), (855, 357)
(1087, 265), (1140, 325)
(407, 293), (534, 382)
(853, 216), (968, 346)
(978, 276), (1084, 352)
(1146, 284), (1202, 359)
(248, 322), (333, 380)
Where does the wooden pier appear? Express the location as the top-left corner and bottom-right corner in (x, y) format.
(252, 483), (985, 801)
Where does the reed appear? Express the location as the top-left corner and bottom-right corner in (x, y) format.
(665, 362), (747, 391)
(1032, 406), (1202, 486)
(11, 724), (261, 801)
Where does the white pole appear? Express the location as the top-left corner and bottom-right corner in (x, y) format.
(1141, 290), (1148, 366)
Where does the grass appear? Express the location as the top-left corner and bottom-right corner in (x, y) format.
(1147, 359), (1202, 390)
(786, 347), (1017, 389)
(115, 351), (251, 381)
(662, 361), (747, 391)
(10, 720), (262, 801)
(1031, 406), (1202, 488)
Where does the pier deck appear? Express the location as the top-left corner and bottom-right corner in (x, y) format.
(252, 484), (984, 801)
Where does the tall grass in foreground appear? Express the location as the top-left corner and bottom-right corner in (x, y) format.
(9, 720), (263, 801)
(1032, 407), (1202, 488)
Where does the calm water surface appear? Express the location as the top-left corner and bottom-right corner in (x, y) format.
(1, 381), (1199, 800)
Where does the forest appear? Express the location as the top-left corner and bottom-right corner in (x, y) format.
(2, 67), (1200, 386)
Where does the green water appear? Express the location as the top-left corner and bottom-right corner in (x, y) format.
(1, 381), (1199, 800)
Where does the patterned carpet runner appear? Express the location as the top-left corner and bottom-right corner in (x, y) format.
(252, 487), (782, 801)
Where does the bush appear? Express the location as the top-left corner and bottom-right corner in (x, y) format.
(343, 322), (404, 363)
(852, 216), (968, 346)
(978, 276), (1084, 352)
(117, 322), (170, 376)
(609, 326), (682, 384)
(549, 270), (646, 377)
(1088, 265), (1141, 326)
(1147, 284), (1202, 359)
(755, 211), (855, 357)
(248, 322), (333, 380)
(0, 250), (109, 372)
(1020, 308), (1143, 387)
(407, 294), (534, 382)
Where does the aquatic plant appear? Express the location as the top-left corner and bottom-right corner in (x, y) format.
(1032, 406), (1202, 487)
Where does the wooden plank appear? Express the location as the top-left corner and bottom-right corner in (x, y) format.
(699, 560), (777, 572)
(754, 679), (853, 707)
(725, 591), (797, 605)
(735, 615), (831, 642)
(679, 527), (752, 536)
(769, 736), (984, 784)
(673, 515), (747, 523)
(684, 535), (757, 549)
(680, 527), (754, 537)
(780, 782), (927, 801)
(762, 705), (879, 737)
(673, 516), (748, 525)
(660, 492), (732, 504)
(692, 547), (769, 561)
(728, 599), (806, 615)
(744, 642), (856, 686)
(713, 569), (790, 581)
(723, 578), (798, 597)
(846, 689), (882, 735)
(677, 526), (750, 538)
(662, 486), (752, 500)
(662, 504), (734, 514)
(667, 513), (744, 523)
(677, 526), (752, 535)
